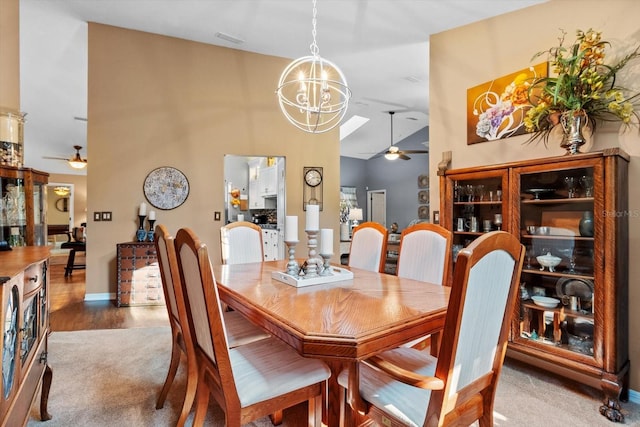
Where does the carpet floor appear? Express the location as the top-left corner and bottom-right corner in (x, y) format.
(28, 327), (640, 426)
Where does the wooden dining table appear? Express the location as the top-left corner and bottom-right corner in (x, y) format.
(213, 260), (450, 427)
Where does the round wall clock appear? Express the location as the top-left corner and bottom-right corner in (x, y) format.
(304, 168), (323, 187)
(143, 166), (190, 210)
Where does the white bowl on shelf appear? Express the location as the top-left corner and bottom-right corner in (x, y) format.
(536, 252), (561, 272)
(531, 296), (560, 308)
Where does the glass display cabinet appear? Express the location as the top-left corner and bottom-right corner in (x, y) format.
(0, 166), (48, 247)
(439, 149), (629, 422)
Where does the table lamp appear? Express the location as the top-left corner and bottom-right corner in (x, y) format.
(348, 208), (363, 228)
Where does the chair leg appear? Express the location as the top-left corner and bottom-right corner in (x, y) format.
(64, 249), (76, 277)
(192, 379), (210, 426)
(156, 330), (182, 409)
(308, 395), (322, 427)
(176, 350), (199, 427)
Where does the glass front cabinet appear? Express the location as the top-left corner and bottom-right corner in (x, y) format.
(0, 166), (48, 247)
(439, 149), (629, 422)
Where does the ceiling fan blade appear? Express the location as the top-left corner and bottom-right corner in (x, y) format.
(42, 156), (68, 161)
(399, 153), (411, 160)
(401, 150), (429, 154)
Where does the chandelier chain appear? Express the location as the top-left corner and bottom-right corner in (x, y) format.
(309, 0), (319, 56)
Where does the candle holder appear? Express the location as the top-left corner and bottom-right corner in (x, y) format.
(147, 219), (156, 242)
(285, 240), (299, 277)
(303, 229), (320, 278)
(136, 215), (147, 242)
(319, 253), (333, 276)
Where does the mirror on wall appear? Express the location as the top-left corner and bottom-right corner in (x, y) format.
(223, 155), (286, 260)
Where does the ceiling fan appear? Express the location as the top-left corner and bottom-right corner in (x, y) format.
(384, 111), (429, 160)
(43, 145), (87, 169)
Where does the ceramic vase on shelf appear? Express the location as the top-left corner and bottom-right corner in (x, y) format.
(340, 222), (350, 241)
(579, 211), (594, 237)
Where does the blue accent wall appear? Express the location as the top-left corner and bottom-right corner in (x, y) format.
(340, 126), (430, 232)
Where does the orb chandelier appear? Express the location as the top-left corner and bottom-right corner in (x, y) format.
(276, 0), (351, 134)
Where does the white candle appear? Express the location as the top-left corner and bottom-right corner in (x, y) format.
(139, 202), (147, 216)
(306, 204), (319, 231)
(285, 216), (298, 242)
(148, 210), (156, 220)
(320, 228), (333, 254)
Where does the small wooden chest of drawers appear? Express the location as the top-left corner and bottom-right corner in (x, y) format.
(116, 241), (164, 307)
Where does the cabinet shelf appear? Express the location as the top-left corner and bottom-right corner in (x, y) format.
(453, 201), (502, 206)
(521, 234), (593, 242)
(522, 268), (594, 281)
(521, 196), (594, 204)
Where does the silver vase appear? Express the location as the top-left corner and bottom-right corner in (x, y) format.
(560, 112), (586, 155)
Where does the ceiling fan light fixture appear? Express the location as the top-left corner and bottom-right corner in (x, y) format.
(275, 0), (351, 134)
(53, 186), (70, 196)
(68, 145), (87, 169)
(385, 146), (400, 160)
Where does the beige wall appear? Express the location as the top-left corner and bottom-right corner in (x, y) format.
(0, 0), (20, 110)
(429, 0), (640, 391)
(86, 24), (340, 296)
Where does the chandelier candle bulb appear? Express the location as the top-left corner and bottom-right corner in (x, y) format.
(306, 204), (319, 231)
(139, 202), (147, 216)
(285, 216), (298, 242)
(320, 228), (333, 255)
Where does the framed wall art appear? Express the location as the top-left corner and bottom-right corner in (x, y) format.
(466, 62), (547, 144)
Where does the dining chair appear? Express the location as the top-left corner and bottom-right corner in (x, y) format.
(348, 221), (389, 273)
(338, 231), (525, 427)
(396, 223), (452, 285)
(174, 227), (331, 427)
(220, 221), (264, 264)
(394, 223), (452, 352)
(153, 225), (270, 426)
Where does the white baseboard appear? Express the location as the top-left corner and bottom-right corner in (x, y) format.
(84, 293), (114, 301)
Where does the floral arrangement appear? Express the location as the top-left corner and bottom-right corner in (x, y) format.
(525, 28), (640, 145)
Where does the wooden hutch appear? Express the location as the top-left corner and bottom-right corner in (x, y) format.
(439, 149), (629, 422)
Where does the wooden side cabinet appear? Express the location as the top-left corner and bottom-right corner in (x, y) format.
(439, 149), (629, 422)
(0, 247), (52, 426)
(116, 241), (163, 307)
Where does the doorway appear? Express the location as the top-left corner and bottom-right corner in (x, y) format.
(367, 189), (386, 226)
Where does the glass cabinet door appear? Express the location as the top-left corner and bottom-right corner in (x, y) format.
(0, 176), (26, 247)
(514, 161), (598, 360)
(447, 169), (508, 262)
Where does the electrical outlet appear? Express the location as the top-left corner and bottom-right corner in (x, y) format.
(214, 211), (221, 221)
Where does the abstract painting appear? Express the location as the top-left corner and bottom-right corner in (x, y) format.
(467, 62), (547, 144)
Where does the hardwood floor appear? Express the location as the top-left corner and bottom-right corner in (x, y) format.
(49, 263), (169, 331)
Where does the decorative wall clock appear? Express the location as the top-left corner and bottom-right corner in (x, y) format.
(143, 166), (190, 210)
(303, 166), (323, 211)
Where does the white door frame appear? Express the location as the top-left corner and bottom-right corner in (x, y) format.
(366, 189), (386, 227)
(47, 182), (75, 230)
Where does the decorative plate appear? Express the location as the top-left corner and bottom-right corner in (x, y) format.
(418, 205), (429, 219)
(418, 190), (429, 204)
(555, 277), (594, 302)
(418, 174), (429, 188)
(143, 166), (190, 210)
(531, 296), (560, 308)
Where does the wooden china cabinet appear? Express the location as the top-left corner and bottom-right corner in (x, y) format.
(439, 149), (629, 422)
